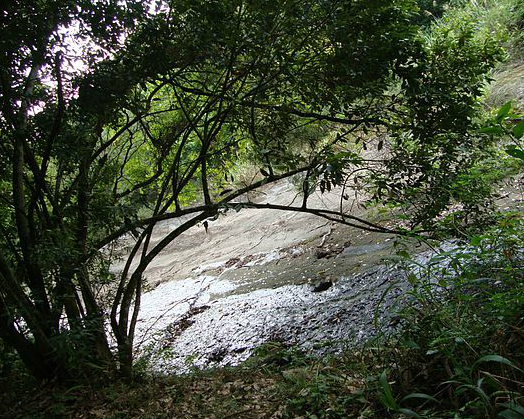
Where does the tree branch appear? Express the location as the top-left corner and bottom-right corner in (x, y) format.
(229, 202), (409, 235)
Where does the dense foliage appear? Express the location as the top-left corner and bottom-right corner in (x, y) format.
(0, 0), (508, 385)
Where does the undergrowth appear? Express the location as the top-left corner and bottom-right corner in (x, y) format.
(3, 214), (523, 419)
(275, 214), (524, 419)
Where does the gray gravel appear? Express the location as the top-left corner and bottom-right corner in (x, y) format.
(136, 262), (409, 374)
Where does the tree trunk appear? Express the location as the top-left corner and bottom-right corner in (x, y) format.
(118, 339), (134, 380)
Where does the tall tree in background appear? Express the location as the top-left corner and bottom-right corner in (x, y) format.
(0, 0), (503, 381)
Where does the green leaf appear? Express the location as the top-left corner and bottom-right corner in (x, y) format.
(513, 119), (524, 139)
(379, 370), (398, 409)
(472, 380), (491, 406)
(403, 340), (420, 350)
(479, 126), (504, 135)
(397, 408), (423, 419)
(496, 101), (512, 123)
(499, 410), (524, 419)
(499, 402), (524, 419)
(332, 151), (354, 160)
(470, 236), (482, 246)
(473, 355), (522, 372)
(501, 403), (524, 415)
(396, 250), (410, 259)
(506, 146), (524, 161)
(401, 392), (439, 404)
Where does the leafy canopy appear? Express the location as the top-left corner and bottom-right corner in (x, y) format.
(0, 0), (505, 382)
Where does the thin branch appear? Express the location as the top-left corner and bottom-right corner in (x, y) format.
(90, 108), (176, 163)
(232, 202), (411, 235)
(171, 82), (380, 127)
(41, 51), (65, 178)
(92, 164), (313, 252)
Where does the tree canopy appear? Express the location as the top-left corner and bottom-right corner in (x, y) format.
(0, 0), (504, 381)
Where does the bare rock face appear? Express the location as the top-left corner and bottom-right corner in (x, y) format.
(134, 259), (417, 374)
(120, 180), (412, 373)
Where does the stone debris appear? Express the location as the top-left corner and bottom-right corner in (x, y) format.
(311, 280), (333, 292)
(135, 263), (409, 374)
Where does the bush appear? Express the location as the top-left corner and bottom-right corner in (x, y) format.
(281, 214), (524, 419)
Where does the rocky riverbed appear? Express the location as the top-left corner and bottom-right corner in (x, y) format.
(111, 180), (433, 374)
(133, 243), (415, 373)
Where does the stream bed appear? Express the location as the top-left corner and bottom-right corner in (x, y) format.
(134, 244), (412, 374)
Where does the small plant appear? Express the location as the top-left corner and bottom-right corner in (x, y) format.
(249, 341), (311, 372)
(446, 354), (523, 419)
(378, 370), (438, 418)
(481, 102), (524, 160)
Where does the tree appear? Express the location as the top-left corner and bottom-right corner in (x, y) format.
(0, 0), (502, 381)
(0, 0), (147, 380)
